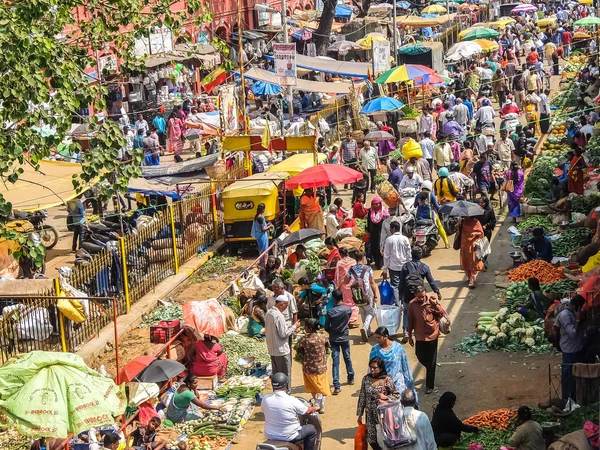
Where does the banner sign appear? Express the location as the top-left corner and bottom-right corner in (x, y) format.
(273, 43), (297, 86)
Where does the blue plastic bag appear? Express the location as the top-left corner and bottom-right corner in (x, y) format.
(379, 280), (395, 305)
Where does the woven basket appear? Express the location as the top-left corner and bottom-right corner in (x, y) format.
(205, 163), (227, 179)
(377, 181), (400, 208)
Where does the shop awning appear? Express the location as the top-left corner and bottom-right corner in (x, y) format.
(242, 67), (359, 94)
(230, 31), (269, 42)
(264, 54), (370, 78)
(397, 13), (456, 27)
(222, 135), (316, 152)
(144, 44), (220, 68)
(141, 154), (218, 178)
(0, 160), (94, 211)
(128, 174), (209, 199)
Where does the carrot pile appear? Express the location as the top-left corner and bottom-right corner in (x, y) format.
(463, 408), (517, 430)
(507, 260), (565, 283)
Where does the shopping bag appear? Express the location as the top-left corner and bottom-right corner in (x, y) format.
(375, 305), (401, 335)
(379, 280), (395, 306)
(354, 423), (368, 450)
(502, 178), (514, 193)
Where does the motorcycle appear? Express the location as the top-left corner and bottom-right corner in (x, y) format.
(14, 210), (59, 249)
(500, 112), (520, 134)
(257, 397), (322, 450)
(412, 218), (439, 257)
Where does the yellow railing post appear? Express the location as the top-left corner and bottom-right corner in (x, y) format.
(54, 278), (68, 352)
(119, 237), (131, 313)
(169, 204), (180, 274)
(211, 181), (219, 241)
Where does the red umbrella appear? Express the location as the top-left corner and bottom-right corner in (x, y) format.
(118, 355), (156, 382)
(285, 164), (364, 189)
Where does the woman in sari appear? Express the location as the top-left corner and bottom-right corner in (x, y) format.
(369, 326), (415, 394)
(459, 217), (485, 289)
(334, 247), (359, 326)
(325, 237), (341, 268)
(431, 103), (443, 140)
(299, 188), (325, 232)
(167, 111), (184, 155)
(366, 197), (389, 269)
(248, 296), (267, 340)
(190, 334), (228, 380)
(251, 203), (273, 266)
(568, 148), (586, 195)
(506, 162), (525, 222)
(165, 375), (225, 423)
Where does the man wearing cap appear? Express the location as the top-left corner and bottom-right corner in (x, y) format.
(399, 165), (423, 190)
(265, 295), (301, 388)
(474, 99), (495, 129)
(453, 98), (470, 130)
(442, 112), (464, 141)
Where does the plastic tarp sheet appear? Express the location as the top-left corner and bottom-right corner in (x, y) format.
(0, 160), (93, 211)
(182, 299), (227, 337)
(0, 351), (126, 438)
(397, 13), (457, 27)
(128, 174), (209, 199)
(335, 5), (353, 17)
(243, 67), (360, 93)
(264, 54), (371, 78)
(141, 154), (218, 178)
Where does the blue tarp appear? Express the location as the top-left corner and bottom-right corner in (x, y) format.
(335, 5), (353, 17)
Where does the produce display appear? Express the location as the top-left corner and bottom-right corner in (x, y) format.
(219, 334), (270, 377)
(549, 81), (581, 109)
(139, 304), (183, 328)
(0, 429), (28, 450)
(456, 308), (552, 355)
(463, 409), (517, 431)
(454, 429), (512, 450)
(507, 260), (565, 283)
(215, 375), (264, 399)
(571, 193), (600, 214)
(523, 163), (554, 198)
(194, 256), (238, 282)
(516, 216), (557, 233)
(585, 135), (600, 166)
(552, 228), (591, 257)
(501, 279), (578, 311)
(400, 105), (420, 119)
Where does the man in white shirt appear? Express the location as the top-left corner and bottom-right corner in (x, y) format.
(268, 279), (298, 327)
(359, 140), (379, 193)
(474, 99), (495, 128)
(433, 141), (452, 169)
(134, 113), (149, 136)
(399, 166), (423, 190)
(383, 221), (411, 306)
(325, 205), (340, 238)
(396, 389), (437, 450)
(419, 131), (435, 171)
(262, 373), (320, 450)
(539, 88), (551, 134)
(494, 129), (515, 168)
(265, 296), (300, 387)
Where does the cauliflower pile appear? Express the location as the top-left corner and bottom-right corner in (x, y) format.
(478, 309), (548, 351)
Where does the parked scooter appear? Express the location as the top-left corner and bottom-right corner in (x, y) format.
(256, 396), (322, 450)
(14, 210), (58, 249)
(412, 218), (439, 257)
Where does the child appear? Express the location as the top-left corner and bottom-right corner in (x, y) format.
(329, 145), (341, 165)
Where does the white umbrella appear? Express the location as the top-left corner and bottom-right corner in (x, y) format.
(445, 41), (483, 62)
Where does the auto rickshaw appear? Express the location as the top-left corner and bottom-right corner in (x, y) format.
(222, 171), (290, 244)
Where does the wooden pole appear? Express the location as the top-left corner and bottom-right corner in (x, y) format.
(237, 0), (248, 134)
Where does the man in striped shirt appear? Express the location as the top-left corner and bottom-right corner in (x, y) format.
(265, 295), (300, 390)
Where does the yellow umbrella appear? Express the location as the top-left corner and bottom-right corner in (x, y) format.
(458, 27), (477, 39)
(472, 39), (499, 52)
(422, 4), (446, 14)
(492, 17), (516, 28)
(357, 32), (387, 50)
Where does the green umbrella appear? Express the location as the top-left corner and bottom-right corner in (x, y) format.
(574, 16), (600, 27)
(460, 27), (500, 41)
(0, 351), (126, 438)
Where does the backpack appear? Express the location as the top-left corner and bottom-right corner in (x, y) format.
(405, 262), (424, 300)
(349, 265), (370, 307)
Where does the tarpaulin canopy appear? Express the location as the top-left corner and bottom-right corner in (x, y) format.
(222, 135), (317, 152)
(397, 13), (457, 27)
(335, 5), (354, 17)
(185, 110), (220, 136)
(264, 54), (370, 78)
(0, 160), (94, 211)
(0, 351), (126, 438)
(141, 154), (218, 178)
(242, 67), (360, 93)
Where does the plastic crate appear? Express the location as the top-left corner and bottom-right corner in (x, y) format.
(150, 320), (181, 344)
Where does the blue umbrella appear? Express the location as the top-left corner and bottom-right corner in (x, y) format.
(251, 81), (283, 96)
(360, 96), (404, 114)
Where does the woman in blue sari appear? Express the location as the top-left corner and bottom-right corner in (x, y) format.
(369, 326), (415, 394)
(251, 203), (273, 266)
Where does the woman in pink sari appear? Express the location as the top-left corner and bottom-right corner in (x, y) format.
(167, 111), (184, 155)
(334, 247), (359, 325)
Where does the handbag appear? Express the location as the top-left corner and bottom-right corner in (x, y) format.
(453, 228), (462, 251)
(502, 178), (515, 193)
(438, 305), (452, 334)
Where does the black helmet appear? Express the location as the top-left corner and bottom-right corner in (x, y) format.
(271, 372), (289, 390)
(449, 162), (460, 172)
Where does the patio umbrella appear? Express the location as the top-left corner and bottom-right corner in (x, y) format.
(439, 200), (485, 217)
(251, 81), (283, 96)
(138, 359), (186, 383)
(285, 164), (363, 189)
(0, 351), (126, 438)
(280, 228), (324, 247)
(422, 4), (446, 13)
(360, 96), (404, 114)
(511, 4), (537, 13)
(328, 40), (363, 52)
(574, 16), (600, 26)
(364, 130), (395, 141)
(472, 38), (499, 52)
(357, 32), (386, 50)
(376, 64), (442, 84)
(446, 41), (483, 61)
(460, 27), (500, 41)
(118, 355), (157, 382)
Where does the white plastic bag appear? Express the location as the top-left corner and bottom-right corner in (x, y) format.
(237, 274), (264, 290)
(475, 237), (491, 261)
(375, 305), (401, 335)
(318, 117), (330, 133)
(292, 261), (308, 283)
(235, 316), (249, 334)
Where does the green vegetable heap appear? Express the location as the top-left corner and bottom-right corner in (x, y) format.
(219, 334), (270, 377)
(571, 194), (600, 214)
(516, 216), (557, 233)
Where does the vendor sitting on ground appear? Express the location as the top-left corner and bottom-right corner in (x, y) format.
(431, 392), (479, 448)
(259, 256), (282, 289)
(286, 244), (307, 269)
(516, 278), (551, 321)
(190, 335), (228, 380)
(508, 406), (545, 450)
(297, 277), (328, 323)
(127, 416), (166, 450)
(248, 296), (268, 340)
(523, 227), (553, 263)
(299, 188), (325, 232)
(165, 375), (226, 423)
